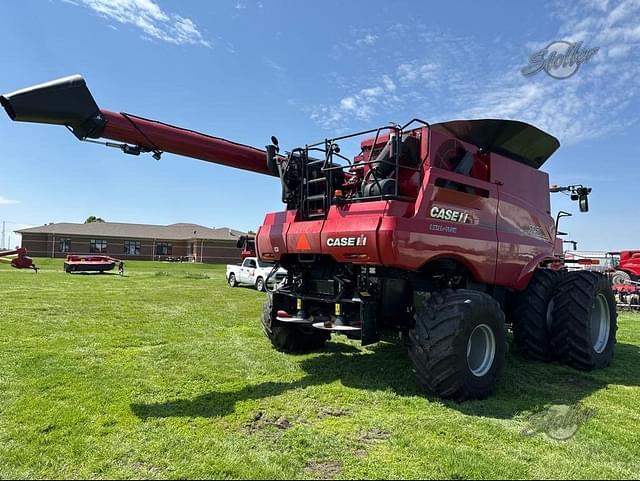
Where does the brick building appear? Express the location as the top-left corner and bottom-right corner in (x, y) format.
(16, 222), (247, 264)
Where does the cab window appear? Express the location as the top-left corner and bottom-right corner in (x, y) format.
(433, 140), (490, 182)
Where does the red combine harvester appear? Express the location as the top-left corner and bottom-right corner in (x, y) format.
(64, 255), (124, 274)
(0, 247), (38, 272)
(0, 75), (617, 401)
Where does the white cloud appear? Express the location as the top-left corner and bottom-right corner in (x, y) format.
(310, 0), (640, 143)
(310, 76), (399, 129)
(340, 97), (357, 110)
(263, 57), (285, 72)
(331, 31), (381, 59)
(0, 196), (19, 205)
(382, 75), (396, 92)
(397, 62), (438, 83)
(64, 0), (211, 47)
(356, 34), (378, 46)
(457, 0), (640, 143)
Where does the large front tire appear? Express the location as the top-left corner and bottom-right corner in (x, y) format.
(408, 290), (508, 402)
(551, 271), (617, 370)
(511, 269), (562, 361)
(261, 293), (329, 353)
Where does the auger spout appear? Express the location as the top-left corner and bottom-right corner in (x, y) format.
(0, 75), (276, 176)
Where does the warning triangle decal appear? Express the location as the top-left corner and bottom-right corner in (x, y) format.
(296, 234), (311, 251)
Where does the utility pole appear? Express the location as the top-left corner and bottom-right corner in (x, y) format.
(1, 221), (5, 250)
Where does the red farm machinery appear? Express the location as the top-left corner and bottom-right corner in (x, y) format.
(605, 251), (640, 309)
(64, 255), (124, 275)
(0, 247), (37, 271)
(0, 75), (617, 401)
(237, 235), (257, 259)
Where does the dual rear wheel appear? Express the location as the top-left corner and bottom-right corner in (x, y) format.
(407, 269), (617, 402)
(512, 269), (617, 370)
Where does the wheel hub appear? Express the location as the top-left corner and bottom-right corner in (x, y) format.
(591, 293), (611, 354)
(467, 324), (496, 377)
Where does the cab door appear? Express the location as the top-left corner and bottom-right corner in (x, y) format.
(492, 156), (556, 288)
(242, 258), (257, 284)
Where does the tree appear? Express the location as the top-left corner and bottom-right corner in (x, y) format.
(85, 216), (105, 224)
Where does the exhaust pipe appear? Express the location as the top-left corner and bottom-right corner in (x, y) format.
(0, 75), (106, 139)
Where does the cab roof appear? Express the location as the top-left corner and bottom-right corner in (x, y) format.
(431, 119), (560, 169)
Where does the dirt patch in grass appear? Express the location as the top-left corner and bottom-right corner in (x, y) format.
(130, 461), (161, 476)
(353, 449), (368, 459)
(304, 460), (343, 479)
(359, 428), (390, 444)
(318, 407), (350, 419)
(244, 411), (292, 434)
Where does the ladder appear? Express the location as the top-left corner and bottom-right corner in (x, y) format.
(301, 154), (330, 220)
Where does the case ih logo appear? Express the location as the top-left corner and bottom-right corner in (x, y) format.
(326, 235), (368, 247)
(430, 206), (471, 224)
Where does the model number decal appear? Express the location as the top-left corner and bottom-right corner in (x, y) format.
(326, 235), (368, 247)
(430, 206), (471, 223)
(430, 224), (458, 234)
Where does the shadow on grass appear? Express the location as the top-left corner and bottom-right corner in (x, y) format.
(131, 340), (640, 421)
(67, 271), (122, 276)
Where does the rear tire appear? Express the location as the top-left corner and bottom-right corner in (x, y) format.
(255, 277), (265, 292)
(511, 269), (562, 361)
(551, 271), (617, 370)
(408, 289), (508, 402)
(228, 273), (238, 287)
(261, 293), (329, 353)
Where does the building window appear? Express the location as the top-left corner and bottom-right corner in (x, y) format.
(59, 238), (71, 253)
(90, 239), (108, 253)
(156, 242), (172, 256)
(124, 240), (141, 256)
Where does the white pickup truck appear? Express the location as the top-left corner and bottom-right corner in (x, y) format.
(226, 257), (287, 291)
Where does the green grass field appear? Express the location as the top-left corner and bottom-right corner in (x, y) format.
(1, 258), (639, 479)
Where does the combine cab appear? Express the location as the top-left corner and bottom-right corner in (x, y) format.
(0, 75), (617, 401)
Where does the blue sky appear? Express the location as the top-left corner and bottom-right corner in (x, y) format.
(1, 0), (638, 251)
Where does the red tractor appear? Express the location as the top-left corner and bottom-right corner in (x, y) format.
(1, 75), (617, 401)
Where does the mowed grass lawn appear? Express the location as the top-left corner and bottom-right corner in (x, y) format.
(1, 259), (639, 479)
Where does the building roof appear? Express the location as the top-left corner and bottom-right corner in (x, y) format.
(15, 222), (246, 241)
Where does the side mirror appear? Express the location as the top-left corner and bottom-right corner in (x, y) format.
(579, 195), (589, 212)
(265, 144), (279, 176)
